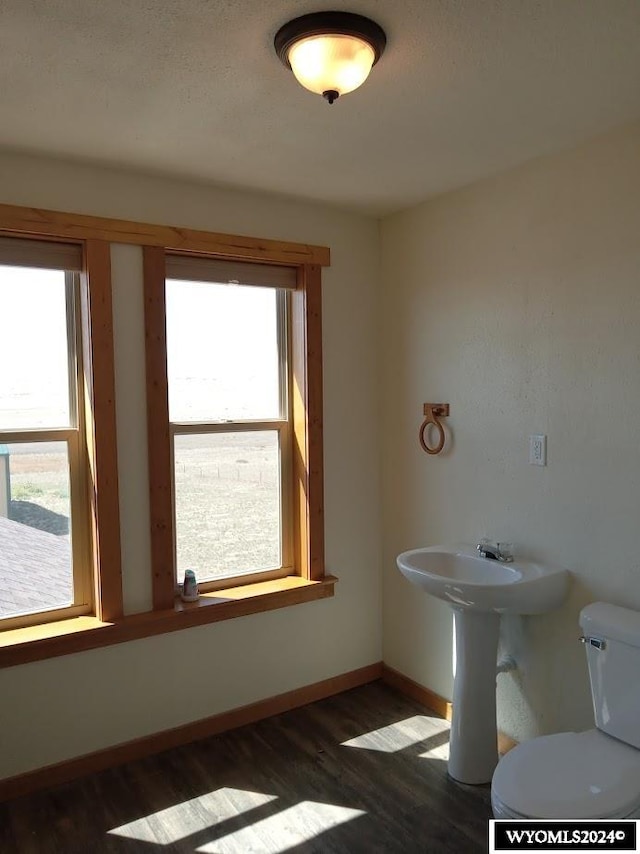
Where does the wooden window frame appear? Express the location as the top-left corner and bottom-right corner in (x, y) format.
(0, 268), (92, 631)
(80, 240), (123, 623)
(0, 204), (333, 668)
(145, 249), (326, 609)
(0, 235), (123, 631)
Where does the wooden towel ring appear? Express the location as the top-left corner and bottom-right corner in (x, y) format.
(419, 403), (450, 455)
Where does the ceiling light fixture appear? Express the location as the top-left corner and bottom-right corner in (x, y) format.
(274, 11), (387, 105)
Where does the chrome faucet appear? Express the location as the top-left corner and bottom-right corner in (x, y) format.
(476, 541), (513, 562)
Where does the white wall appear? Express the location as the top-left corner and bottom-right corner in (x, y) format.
(4, 116), (640, 777)
(0, 154), (382, 779)
(380, 121), (640, 742)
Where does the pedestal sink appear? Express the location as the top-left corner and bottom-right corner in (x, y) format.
(396, 545), (569, 785)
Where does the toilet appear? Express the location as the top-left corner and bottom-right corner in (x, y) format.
(492, 602), (640, 820)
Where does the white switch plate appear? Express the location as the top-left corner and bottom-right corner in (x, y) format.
(529, 434), (547, 466)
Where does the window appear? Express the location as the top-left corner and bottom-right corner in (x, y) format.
(0, 235), (122, 636)
(165, 257), (294, 590)
(144, 248), (326, 609)
(0, 238), (90, 629)
(0, 200), (330, 666)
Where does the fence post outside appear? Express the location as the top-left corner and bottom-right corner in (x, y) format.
(0, 445), (10, 517)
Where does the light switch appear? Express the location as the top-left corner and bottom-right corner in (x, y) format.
(529, 434), (547, 466)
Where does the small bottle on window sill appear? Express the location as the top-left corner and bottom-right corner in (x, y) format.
(181, 569), (200, 603)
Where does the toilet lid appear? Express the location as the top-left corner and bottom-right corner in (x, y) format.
(492, 730), (640, 819)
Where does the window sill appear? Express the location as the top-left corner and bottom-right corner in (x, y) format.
(0, 574), (337, 669)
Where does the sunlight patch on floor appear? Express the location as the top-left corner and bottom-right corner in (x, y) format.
(196, 801), (365, 854)
(341, 715), (450, 753)
(417, 730), (451, 761)
(108, 787), (277, 844)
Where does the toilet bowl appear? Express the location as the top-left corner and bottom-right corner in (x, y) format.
(491, 602), (640, 820)
(492, 729), (640, 819)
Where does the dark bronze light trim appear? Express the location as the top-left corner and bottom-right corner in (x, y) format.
(274, 11), (387, 70)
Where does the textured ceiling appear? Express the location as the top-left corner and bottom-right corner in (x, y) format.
(2, 0), (640, 214)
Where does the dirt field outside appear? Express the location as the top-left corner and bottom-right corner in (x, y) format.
(173, 430), (281, 583)
(1, 433), (282, 614)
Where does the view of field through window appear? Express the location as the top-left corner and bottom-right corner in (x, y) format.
(166, 279), (284, 585)
(0, 266), (74, 619)
(0, 265), (285, 621)
(173, 431), (281, 584)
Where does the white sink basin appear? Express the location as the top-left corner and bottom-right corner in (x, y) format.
(396, 544), (570, 785)
(396, 545), (568, 614)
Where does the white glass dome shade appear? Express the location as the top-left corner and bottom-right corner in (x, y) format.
(274, 12), (386, 103)
(288, 34), (375, 97)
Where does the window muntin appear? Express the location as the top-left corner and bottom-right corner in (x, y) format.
(0, 245), (90, 629)
(165, 269), (293, 589)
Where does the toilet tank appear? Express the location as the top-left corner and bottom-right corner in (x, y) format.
(580, 602), (640, 749)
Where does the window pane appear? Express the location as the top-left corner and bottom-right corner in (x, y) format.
(174, 432), (281, 584)
(0, 266), (72, 429)
(166, 280), (280, 422)
(0, 441), (73, 620)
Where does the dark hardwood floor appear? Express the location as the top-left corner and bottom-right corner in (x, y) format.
(0, 682), (492, 853)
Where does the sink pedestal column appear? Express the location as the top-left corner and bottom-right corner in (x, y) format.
(448, 609), (501, 784)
